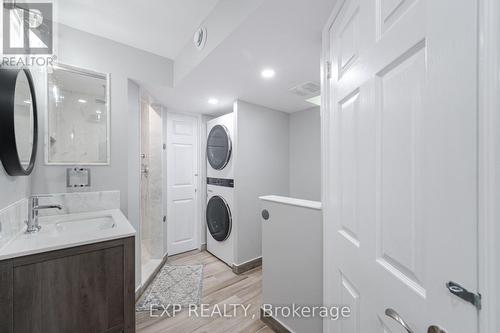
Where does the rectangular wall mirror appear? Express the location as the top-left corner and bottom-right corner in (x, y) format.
(46, 64), (110, 165)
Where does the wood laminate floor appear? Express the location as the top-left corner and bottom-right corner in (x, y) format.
(136, 250), (270, 333)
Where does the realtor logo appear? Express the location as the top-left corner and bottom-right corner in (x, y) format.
(3, 2), (53, 54)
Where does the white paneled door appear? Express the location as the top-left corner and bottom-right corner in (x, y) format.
(323, 0), (478, 332)
(166, 113), (199, 256)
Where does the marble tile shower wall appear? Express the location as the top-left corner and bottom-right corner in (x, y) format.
(37, 190), (121, 216)
(0, 199), (28, 249)
(148, 106), (163, 259)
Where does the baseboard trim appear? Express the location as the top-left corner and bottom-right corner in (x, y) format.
(199, 243), (207, 251)
(135, 253), (168, 301)
(260, 308), (292, 333)
(232, 257), (262, 275)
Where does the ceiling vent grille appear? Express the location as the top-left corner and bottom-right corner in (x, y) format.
(289, 81), (321, 97)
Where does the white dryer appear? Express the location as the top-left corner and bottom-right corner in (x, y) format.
(206, 178), (234, 266)
(206, 113), (234, 179)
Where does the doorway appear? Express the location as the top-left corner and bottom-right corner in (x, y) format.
(322, 0), (479, 332)
(166, 112), (200, 256)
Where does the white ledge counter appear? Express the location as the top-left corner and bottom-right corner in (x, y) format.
(259, 195), (323, 333)
(0, 209), (136, 261)
(259, 195), (322, 210)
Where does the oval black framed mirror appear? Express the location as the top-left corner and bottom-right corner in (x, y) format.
(0, 68), (38, 176)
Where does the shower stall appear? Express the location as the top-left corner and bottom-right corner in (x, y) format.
(139, 96), (166, 284)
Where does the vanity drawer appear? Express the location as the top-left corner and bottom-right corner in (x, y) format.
(0, 237), (135, 333)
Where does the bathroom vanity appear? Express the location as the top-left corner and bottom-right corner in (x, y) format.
(0, 66), (135, 332)
(0, 209), (136, 333)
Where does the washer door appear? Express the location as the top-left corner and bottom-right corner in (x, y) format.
(206, 195), (232, 241)
(207, 125), (231, 170)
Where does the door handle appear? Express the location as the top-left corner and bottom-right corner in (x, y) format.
(428, 326), (447, 333)
(446, 281), (481, 309)
(385, 308), (414, 333)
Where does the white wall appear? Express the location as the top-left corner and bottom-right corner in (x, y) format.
(494, 87), (500, 333)
(234, 100), (289, 265)
(174, 0), (264, 84)
(199, 114), (213, 246)
(493, 8), (500, 328)
(289, 107), (321, 201)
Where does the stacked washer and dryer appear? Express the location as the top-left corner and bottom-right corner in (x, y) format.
(205, 101), (290, 270)
(206, 113), (235, 266)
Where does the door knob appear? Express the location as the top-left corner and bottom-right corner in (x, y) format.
(385, 308), (414, 333)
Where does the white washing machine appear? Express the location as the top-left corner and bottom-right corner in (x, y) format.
(206, 113), (235, 266)
(206, 179), (234, 266)
(206, 113), (234, 179)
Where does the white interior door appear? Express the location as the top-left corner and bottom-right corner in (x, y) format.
(323, 0), (479, 332)
(166, 112), (199, 256)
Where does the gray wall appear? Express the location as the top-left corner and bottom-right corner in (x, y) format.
(31, 23), (174, 219)
(234, 100), (290, 264)
(0, 70), (44, 210)
(26, 25), (173, 290)
(289, 107), (321, 201)
(0, 168), (31, 210)
(127, 80), (141, 286)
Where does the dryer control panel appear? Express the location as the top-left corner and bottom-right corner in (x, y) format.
(207, 177), (234, 188)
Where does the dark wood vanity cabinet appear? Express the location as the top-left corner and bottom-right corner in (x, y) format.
(0, 237), (135, 333)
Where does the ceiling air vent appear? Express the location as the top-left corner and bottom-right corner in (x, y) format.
(193, 26), (207, 50)
(289, 81), (321, 97)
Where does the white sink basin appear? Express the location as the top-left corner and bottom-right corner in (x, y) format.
(0, 209), (136, 261)
(55, 215), (116, 234)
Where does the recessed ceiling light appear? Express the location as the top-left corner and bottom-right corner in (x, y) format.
(261, 68), (275, 79)
(208, 98), (219, 105)
(193, 26), (207, 50)
(78, 99), (87, 103)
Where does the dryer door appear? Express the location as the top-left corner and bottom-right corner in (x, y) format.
(206, 195), (232, 241)
(207, 125), (231, 170)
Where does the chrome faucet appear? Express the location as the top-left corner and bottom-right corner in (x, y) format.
(25, 196), (63, 233)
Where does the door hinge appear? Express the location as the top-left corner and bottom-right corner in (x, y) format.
(163, 216), (166, 223)
(163, 144), (166, 150)
(446, 281), (481, 310)
(326, 61), (332, 80)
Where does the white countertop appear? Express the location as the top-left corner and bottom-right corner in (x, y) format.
(0, 209), (136, 261)
(259, 195), (322, 210)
